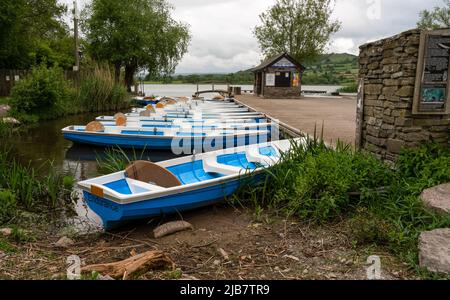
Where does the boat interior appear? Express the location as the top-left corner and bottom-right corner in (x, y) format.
(81, 142), (291, 198)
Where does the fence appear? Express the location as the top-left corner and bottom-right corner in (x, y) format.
(0, 69), (79, 97)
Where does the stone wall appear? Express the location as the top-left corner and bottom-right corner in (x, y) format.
(359, 29), (450, 161)
(263, 86), (302, 99)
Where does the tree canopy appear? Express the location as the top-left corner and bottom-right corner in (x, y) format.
(0, 0), (74, 69)
(417, 0), (450, 30)
(83, 0), (191, 90)
(254, 0), (341, 64)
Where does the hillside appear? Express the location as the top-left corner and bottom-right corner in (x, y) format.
(302, 53), (359, 85)
(144, 53), (359, 86)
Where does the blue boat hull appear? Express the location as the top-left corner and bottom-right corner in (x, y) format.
(83, 176), (259, 229)
(64, 132), (270, 150)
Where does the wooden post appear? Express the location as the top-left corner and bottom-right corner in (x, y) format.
(73, 0), (80, 72)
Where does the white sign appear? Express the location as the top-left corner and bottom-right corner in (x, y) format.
(266, 73), (275, 86)
(14, 75), (19, 81)
(5, 76), (10, 82)
(273, 57), (295, 68)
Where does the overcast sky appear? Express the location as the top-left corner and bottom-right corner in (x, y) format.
(62, 0), (444, 73)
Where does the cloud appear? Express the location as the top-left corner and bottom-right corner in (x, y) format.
(61, 0), (445, 73)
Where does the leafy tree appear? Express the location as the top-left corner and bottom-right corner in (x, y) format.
(83, 0), (190, 91)
(0, 0), (73, 69)
(254, 0), (341, 63)
(417, 0), (450, 30)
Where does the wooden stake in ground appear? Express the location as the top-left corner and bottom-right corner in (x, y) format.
(81, 250), (175, 279)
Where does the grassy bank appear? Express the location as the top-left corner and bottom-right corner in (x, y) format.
(0, 97), (10, 105)
(235, 139), (450, 278)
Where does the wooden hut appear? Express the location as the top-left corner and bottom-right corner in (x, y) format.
(251, 53), (305, 98)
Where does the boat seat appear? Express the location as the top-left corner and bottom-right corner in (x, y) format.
(85, 121), (105, 132)
(246, 145), (280, 166)
(125, 160), (182, 188)
(203, 154), (243, 176)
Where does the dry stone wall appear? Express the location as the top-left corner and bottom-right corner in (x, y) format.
(359, 29), (450, 161)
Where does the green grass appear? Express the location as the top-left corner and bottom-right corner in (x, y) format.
(235, 138), (450, 278)
(0, 97), (10, 105)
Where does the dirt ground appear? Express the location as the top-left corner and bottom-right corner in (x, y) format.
(235, 94), (357, 145)
(0, 205), (416, 280)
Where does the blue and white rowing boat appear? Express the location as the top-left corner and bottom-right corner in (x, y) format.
(77, 139), (297, 229)
(97, 120), (273, 130)
(62, 124), (270, 150)
(96, 113), (266, 122)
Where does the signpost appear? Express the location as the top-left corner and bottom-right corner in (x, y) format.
(413, 29), (450, 115)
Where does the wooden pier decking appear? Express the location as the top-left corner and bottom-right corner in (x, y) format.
(235, 94), (357, 145)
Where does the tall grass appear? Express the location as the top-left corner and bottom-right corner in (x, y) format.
(96, 147), (150, 174)
(76, 63), (129, 113)
(235, 138), (450, 276)
(0, 148), (75, 218)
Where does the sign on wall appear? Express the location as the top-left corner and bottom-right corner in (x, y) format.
(266, 73), (275, 87)
(413, 29), (450, 115)
(273, 58), (296, 68)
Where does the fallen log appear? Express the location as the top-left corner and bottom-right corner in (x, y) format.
(81, 250), (175, 279)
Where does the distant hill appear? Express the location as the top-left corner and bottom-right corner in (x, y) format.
(146, 53), (358, 86)
(302, 53), (358, 85)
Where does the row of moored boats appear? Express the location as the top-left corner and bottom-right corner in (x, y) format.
(64, 96), (302, 229)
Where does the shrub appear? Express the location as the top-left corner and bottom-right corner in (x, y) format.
(10, 64), (72, 122)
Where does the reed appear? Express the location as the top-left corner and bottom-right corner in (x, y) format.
(77, 62), (130, 112)
(0, 148), (75, 211)
(96, 147), (149, 174)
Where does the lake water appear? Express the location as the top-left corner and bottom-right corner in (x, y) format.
(141, 84), (341, 97)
